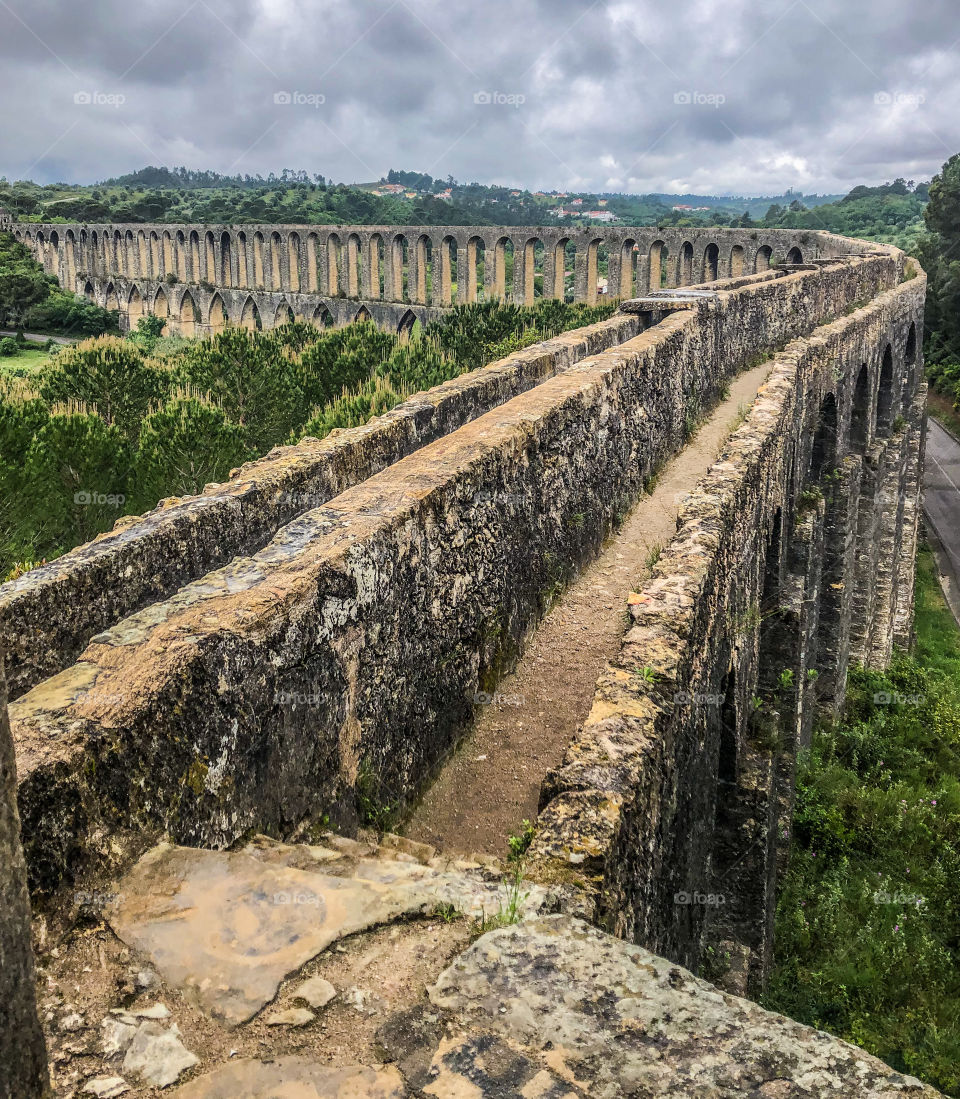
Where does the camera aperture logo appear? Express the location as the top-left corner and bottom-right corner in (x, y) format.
(274, 91), (325, 108)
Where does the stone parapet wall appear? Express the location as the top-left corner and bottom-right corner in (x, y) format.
(529, 273), (926, 994)
(0, 312), (640, 699)
(9, 251), (908, 900)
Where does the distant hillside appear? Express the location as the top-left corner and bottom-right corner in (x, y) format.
(0, 167), (929, 245)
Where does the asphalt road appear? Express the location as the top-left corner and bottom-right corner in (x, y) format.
(923, 416), (960, 624)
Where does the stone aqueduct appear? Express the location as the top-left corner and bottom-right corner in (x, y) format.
(0, 213), (939, 1094)
(10, 214), (818, 334)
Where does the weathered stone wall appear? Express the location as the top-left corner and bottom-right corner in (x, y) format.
(0, 312), (641, 699)
(530, 273), (926, 994)
(9, 251), (908, 899)
(0, 658), (49, 1097)
(13, 219), (874, 333)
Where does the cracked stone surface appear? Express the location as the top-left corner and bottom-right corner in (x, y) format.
(171, 1058), (406, 1098)
(424, 915), (943, 1098)
(104, 840), (552, 1026)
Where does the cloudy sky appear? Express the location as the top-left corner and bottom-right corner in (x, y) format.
(1, 0), (956, 195)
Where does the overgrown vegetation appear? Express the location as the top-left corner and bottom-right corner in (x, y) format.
(0, 296), (615, 579)
(0, 232), (117, 336)
(766, 547), (960, 1096)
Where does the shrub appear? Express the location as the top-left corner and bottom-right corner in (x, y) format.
(0, 337), (17, 356)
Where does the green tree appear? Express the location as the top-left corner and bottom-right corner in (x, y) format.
(39, 336), (169, 438)
(177, 327), (305, 451)
(132, 394), (250, 511)
(23, 411), (131, 554)
(0, 232), (50, 328)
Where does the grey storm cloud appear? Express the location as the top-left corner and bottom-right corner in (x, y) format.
(0, 0), (957, 193)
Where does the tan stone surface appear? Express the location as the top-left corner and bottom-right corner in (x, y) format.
(105, 842), (551, 1026)
(171, 1058), (406, 1098)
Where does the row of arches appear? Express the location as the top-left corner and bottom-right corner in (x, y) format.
(24, 225), (809, 308)
(86, 280), (421, 339)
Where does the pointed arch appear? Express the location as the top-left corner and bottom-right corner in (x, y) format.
(274, 300), (294, 327)
(313, 304), (334, 328)
(240, 296), (262, 331)
(354, 305), (372, 323)
(208, 293), (227, 334)
(104, 282), (120, 312)
(152, 286), (170, 325)
(127, 285), (144, 326)
(397, 308), (417, 342)
(179, 290), (198, 336)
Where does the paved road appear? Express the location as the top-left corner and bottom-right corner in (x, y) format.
(0, 330), (76, 345)
(923, 417), (960, 623)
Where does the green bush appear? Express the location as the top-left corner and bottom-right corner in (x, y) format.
(0, 337), (17, 357)
(21, 288), (119, 337)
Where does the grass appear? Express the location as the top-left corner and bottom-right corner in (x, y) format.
(0, 343), (55, 378)
(473, 861), (530, 936)
(765, 544), (960, 1096)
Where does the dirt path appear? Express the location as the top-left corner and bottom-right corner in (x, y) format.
(403, 360), (773, 858)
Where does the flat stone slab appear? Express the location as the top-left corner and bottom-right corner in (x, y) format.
(105, 841), (551, 1026)
(425, 915), (944, 1098)
(172, 1058), (406, 1098)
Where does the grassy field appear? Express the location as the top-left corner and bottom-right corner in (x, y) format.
(0, 343), (55, 379)
(765, 545), (960, 1095)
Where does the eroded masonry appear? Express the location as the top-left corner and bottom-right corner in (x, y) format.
(0, 223), (936, 1096)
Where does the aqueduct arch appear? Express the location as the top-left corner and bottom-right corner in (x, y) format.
(13, 219), (875, 335)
